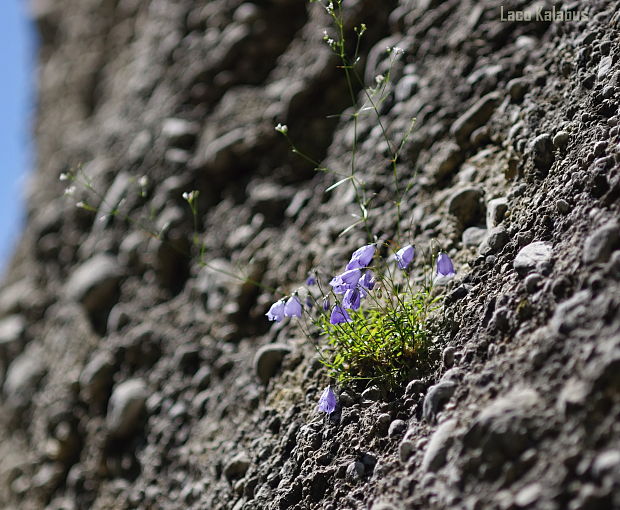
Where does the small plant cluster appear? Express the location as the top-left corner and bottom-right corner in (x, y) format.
(266, 242), (456, 389)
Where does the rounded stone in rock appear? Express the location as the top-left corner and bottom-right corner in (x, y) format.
(422, 418), (458, 472)
(362, 385), (381, 401)
(3, 352), (46, 411)
(371, 503), (398, 510)
(555, 199), (570, 214)
(346, 461), (365, 481)
(513, 241), (552, 277)
(399, 439), (415, 462)
(405, 379), (425, 397)
(107, 378), (148, 438)
(507, 77), (529, 102)
(462, 227), (487, 248)
(524, 273), (543, 293)
(530, 133), (555, 172)
(64, 254), (123, 315)
(376, 413), (391, 436)
(161, 118), (200, 149)
(423, 381), (457, 423)
(442, 346), (455, 368)
(582, 220), (620, 264)
(253, 343), (293, 385)
(0, 315), (26, 360)
(486, 197), (508, 229)
(553, 131), (570, 149)
(79, 351), (115, 405)
(388, 419), (407, 438)
(450, 92), (500, 147)
(447, 187), (485, 228)
(480, 226), (509, 255)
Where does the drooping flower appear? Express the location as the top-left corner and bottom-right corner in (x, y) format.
(322, 296), (331, 311)
(305, 296), (314, 309)
(346, 244), (376, 270)
(359, 270), (376, 291)
(329, 268), (362, 294)
(266, 299), (286, 322)
(330, 305), (352, 324)
(436, 253), (456, 277)
(306, 275), (317, 286)
(342, 287), (362, 311)
(284, 296), (303, 318)
(395, 245), (415, 270)
(317, 386), (337, 414)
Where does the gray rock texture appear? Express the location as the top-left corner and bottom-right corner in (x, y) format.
(1, 0), (620, 509)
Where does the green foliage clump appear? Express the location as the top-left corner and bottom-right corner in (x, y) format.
(318, 285), (440, 388)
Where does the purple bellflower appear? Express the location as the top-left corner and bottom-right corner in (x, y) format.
(329, 268), (362, 294)
(436, 253), (456, 277)
(342, 287), (362, 310)
(317, 386), (337, 414)
(322, 296), (330, 311)
(306, 275), (317, 286)
(395, 245), (415, 270)
(359, 271), (376, 291)
(266, 299), (286, 322)
(346, 244), (376, 270)
(330, 305), (352, 324)
(284, 296), (303, 318)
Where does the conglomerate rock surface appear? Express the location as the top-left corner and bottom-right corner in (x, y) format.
(1, 0), (620, 509)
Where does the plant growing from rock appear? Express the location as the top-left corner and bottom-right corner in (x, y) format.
(266, 242), (455, 388)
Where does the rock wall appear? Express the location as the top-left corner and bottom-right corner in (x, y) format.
(1, 0), (620, 509)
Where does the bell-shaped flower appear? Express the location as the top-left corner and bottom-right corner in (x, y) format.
(317, 386), (337, 414)
(329, 268), (362, 294)
(346, 244), (376, 270)
(284, 296), (303, 318)
(436, 253), (456, 277)
(342, 287), (362, 310)
(330, 305), (352, 324)
(359, 271), (376, 291)
(266, 299), (286, 322)
(322, 296), (330, 311)
(395, 245), (415, 270)
(306, 275), (317, 286)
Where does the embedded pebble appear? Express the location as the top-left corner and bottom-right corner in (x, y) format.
(447, 187), (485, 227)
(79, 351), (115, 405)
(480, 226), (509, 255)
(514, 241), (552, 276)
(65, 254), (123, 314)
(388, 419), (407, 438)
(422, 418), (458, 472)
(399, 440), (415, 462)
(253, 343), (293, 385)
(530, 133), (555, 172)
(423, 381), (457, 423)
(3, 352), (46, 410)
(442, 346), (455, 368)
(362, 385), (381, 401)
(224, 452), (251, 480)
(524, 273), (543, 293)
(486, 197), (508, 229)
(451, 92), (500, 146)
(107, 378), (148, 438)
(405, 379), (425, 397)
(462, 227), (487, 247)
(346, 461), (365, 481)
(582, 220), (620, 264)
(553, 131), (570, 149)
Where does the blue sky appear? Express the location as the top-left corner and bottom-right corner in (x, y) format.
(0, 0), (34, 274)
